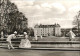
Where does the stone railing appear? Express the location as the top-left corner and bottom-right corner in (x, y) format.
(0, 38), (80, 48)
(31, 41), (80, 48)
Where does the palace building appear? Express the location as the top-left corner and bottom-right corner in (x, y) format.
(34, 24), (61, 37)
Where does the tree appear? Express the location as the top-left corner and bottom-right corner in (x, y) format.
(7, 11), (28, 34)
(28, 28), (34, 36)
(73, 11), (80, 36)
(0, 0), (28, 34)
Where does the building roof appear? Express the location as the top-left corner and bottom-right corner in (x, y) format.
(34, 24), (60, 28)
(55, 23), (60, 27)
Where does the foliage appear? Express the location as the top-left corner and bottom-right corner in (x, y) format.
(7, 11), (28, 34)
(73, 11), (80, 26)
(0, 0), (28, 34)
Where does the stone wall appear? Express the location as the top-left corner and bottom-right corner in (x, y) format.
(0, 39), (80, 48)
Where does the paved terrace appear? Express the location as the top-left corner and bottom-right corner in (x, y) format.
(0, 48), (80, 56)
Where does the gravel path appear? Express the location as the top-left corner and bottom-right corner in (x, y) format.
(0, 48), (80, 56)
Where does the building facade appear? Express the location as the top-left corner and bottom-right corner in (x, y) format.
(34, 24), (61, 37)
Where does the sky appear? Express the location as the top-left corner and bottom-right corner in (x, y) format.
(11, 0), (80, 28)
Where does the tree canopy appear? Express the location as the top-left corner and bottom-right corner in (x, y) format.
(0, 0), (28, 34)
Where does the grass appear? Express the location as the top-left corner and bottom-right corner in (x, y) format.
(29, 36), (80, 41)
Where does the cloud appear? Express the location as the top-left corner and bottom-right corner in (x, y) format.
(51, 3), (66, 14)
(11, 0), (80, 28)
(68, 5), (80, 20)
(41, 3), (51, 8)
(69, 5), (80, 13)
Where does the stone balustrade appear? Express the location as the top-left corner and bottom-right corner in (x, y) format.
(0, 38), (80, 48)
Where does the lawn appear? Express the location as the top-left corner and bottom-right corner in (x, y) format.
(29, 36), (80, 41)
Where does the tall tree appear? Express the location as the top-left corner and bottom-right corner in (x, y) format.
(8, 11), (28, 34)
(0, 0), (28, 34)
(73, 11), (80, 36)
